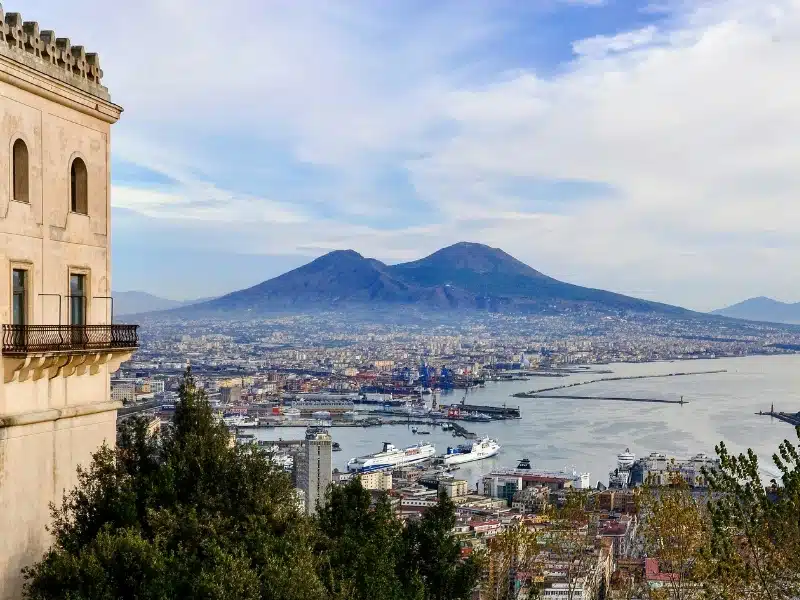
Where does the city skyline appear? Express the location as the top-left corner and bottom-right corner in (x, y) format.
(23, 0), (800, 310)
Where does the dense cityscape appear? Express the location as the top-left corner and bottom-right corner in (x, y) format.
(127, 310), (798, 378)
(103, 311), (799, 598)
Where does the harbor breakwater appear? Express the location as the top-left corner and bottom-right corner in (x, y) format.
(512, 369), (727, 402)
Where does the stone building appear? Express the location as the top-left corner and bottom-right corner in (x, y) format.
(0, 5), (135, 597)
(439, 477), (468, 499)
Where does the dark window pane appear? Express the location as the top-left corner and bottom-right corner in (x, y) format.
(70, 274), (86, 326)
(12, 269), (26, 326)
(13, 139), (29, 203)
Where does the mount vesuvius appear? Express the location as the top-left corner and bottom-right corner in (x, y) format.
(162, 242), (692, 317)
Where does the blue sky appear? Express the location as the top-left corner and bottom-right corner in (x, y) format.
(23, 0), (800, 310)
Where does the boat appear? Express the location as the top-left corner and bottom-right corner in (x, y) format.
(282, 407), (301, 419)
(417, 430), (431, 435)
(464, 411), (491, 423)
(223, 415), (245, 427)
(517, 458), (531, 470)
(441, 437), (500, 466)
(332, 442), (342, 452)
(347, 441), (436, 473)
(617, 448), (636, 470)
(223, 415), (258, 428)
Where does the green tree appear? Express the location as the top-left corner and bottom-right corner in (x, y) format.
(318, 482), (482, 600)
(23, 368), (324, 600)
(399, 491), (483, 600)
(702, 428), (800, 600)
(317, 478), (408, 600)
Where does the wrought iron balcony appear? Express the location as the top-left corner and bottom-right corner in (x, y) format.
(2, 324), (139, 356)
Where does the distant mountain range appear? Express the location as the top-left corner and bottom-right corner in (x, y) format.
(113, 291), (212, 316)
(153, 242), (695, 318)
(711, 297), (800, 324)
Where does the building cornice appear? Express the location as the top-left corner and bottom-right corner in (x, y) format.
(0, 399), (122, 430)
(0, 49), (121, 124)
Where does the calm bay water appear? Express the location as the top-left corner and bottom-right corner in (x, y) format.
(255, 355), (800, 487)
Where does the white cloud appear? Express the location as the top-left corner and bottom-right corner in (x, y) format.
(111, 185), (307, 224)
(572, 26), (659, 56)
(21, 0), (800, 310)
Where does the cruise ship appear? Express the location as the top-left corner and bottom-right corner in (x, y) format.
(441, 437), (501, 466)
(347, 441), (436, 473)
(608, 448), (636, 489)
(617, 448), (635, 470)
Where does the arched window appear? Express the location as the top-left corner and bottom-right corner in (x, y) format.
(70, 157), (88, 214)
(12, 139), (29, 203)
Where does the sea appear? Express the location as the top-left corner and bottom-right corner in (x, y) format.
(254, 355), (800, 488)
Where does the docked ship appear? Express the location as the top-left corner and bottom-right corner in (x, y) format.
(609, 448), (636, 489)
(347, 441), (436, 473)
(441, 437), (500, 466)
(464, 411), (492, 422)
(617, 448), (635, 470)
(223, 415), (258, 428)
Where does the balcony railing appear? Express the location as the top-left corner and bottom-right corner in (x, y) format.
(2, 324), (139, 355)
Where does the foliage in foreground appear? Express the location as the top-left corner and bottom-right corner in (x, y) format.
(22, 369), (480, 600)
(635, 429), (800, 600)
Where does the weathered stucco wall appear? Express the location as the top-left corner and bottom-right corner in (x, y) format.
(0, 410), (117, 599)
(0, 34), (123, 598)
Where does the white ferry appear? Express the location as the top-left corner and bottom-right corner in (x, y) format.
(347, 441), (436, 473)
(441, 437), (500, 466)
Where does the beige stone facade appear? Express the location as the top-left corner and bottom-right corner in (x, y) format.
(0, 4), (132, 598)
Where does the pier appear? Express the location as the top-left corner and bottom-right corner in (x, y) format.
(513, 369), (726, 399)
(529, 394), (687, 405)
(231, 418), (477, 438)
(455, 403), (520, 419)
(756, 405), (800, 427)
(449, 422), (477, 439)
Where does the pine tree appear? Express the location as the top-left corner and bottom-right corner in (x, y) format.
(317, 478), (407, 600)
(400, 491), (483, 600)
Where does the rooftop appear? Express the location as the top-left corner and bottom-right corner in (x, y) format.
(0, 2), (109, 100)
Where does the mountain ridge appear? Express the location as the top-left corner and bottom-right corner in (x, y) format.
(154, 242), (697, 318)
(113, 291), (213, 316)
(712, 296), (800, 324)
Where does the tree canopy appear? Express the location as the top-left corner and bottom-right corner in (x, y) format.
(22, 369), (481, 600)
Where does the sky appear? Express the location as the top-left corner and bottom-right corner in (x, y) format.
(22, 0), (799, 311)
